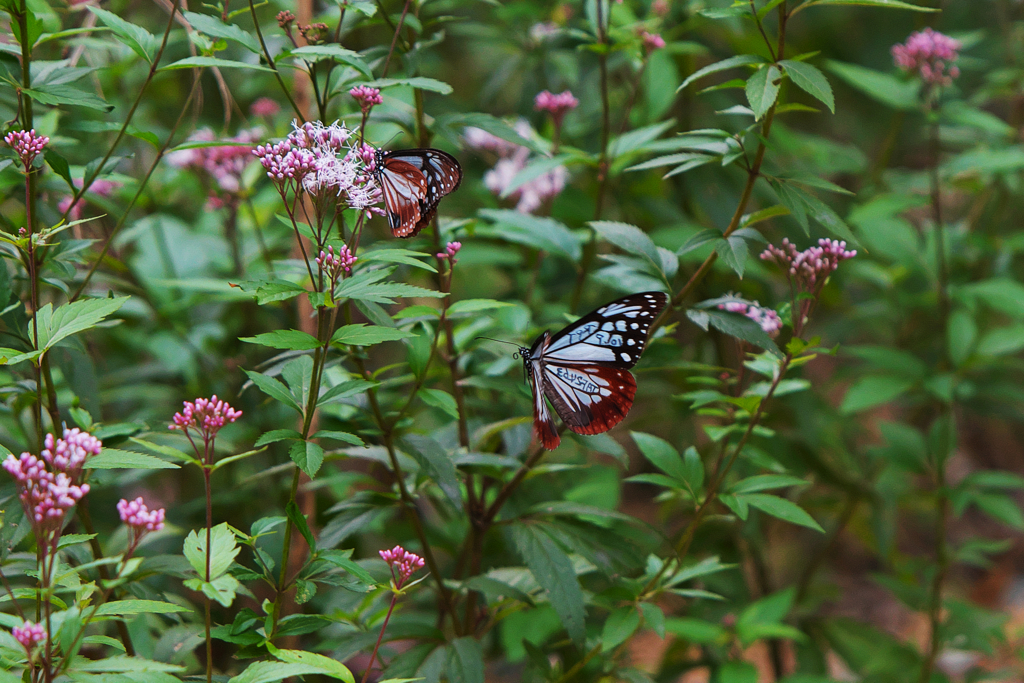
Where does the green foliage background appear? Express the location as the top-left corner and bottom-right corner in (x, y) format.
(0, 0), (1022, 681)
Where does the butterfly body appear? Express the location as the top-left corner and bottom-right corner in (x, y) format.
(374, 148), (463, 238)
(520, 291), (668, 450)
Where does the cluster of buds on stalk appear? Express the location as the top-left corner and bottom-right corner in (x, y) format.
(2, 428), (100, 550)
(892, 27), (962, 87)
(760, 238), (856, 336)
(118, 496), (166, 558)
(350, 86), (383, 115)
(13, 622), (45, 660)
(168, 128), (261, 202)
(5, 129), (48, 170)
(379, 545), (425, 589)
(718, 298), (783, 338)
(316, 244), (357, 289)
(170, 395), (242, 464)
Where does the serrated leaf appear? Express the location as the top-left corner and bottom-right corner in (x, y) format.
(742, 494), (824, 532)
(183, 523), (239, 580)
(840, 375), (914, 414)
(228, 661), (327, 683)
(419, 388), (460, 420)
(590, 221), (663, 275)
(286, 45), (372, 77)
(447, 637), (484, 683)
(780, 60), (834, 113)
(448, 299), (513, 316)
(745, 65), (781, 120)
(330, 324), (414, 347)
(88, 449), (179, 470)
(269, 648), (354, 682)
(403, 434), (462, 510)
(687, 308), (782, 357)
(289, 440), (324, 478)
(479, 209), (582, 261)
(359, 76), (452, 94)
(88, 6), (157, 62)
(512, 524), (585, 646)
(244, 370), (302, 413)
(30, 297), (128, 353)
(632, 432), (687, 485)
(182, 10), (260, 53)
(254, 429), (302, 447)
(95, 600), (189, 616)
(161, 56), (273, 72)
(602, 606), (641, 652)
(679, 54), (765, 91)
(286, 500), (316, 553)
(240, 329), (321, 350)
(359, 248), (437, 272)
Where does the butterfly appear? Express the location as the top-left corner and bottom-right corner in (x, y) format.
(374, 148), (463, 238)
(514, 292), (668, 450)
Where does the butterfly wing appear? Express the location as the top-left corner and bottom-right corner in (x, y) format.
(524, 292), (667, 449)
(379, 149), (462, 238)
(544, 291), (668, 368)
(541, 363), (637, 436)
(378, 158), (427, 237)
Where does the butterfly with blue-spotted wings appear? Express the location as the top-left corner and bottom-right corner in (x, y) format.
(374, 148), (463, 238)
(513, 292), (668, 450)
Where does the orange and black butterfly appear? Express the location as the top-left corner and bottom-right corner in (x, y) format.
(374, 148), (462, 238)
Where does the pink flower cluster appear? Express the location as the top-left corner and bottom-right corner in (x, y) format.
(380, 545), (425, 587)
(642, 31), (665, 52)
(465, 121), (568, 214)
(718, 299), (783, 338)
(3, 432), (94, 543)
(253, 121), (383, 212)
(534, 90), (579, 125)
(118, 497), (166, 532)
(13, 621), (45, 653)
(316, 244), (357, 283)
(436, 241), (461, 262)
(350, 85), (383, 114)
(892, 28), (961, 86)
(250, 97), (281, 118)
(170, 395), (242, 440)
(41, 427), (102, 480)
(4, 129), (48, 168)
(168, 128), (262, 195)
(58, 178), (121, 222)
(760, 238), (857, 290)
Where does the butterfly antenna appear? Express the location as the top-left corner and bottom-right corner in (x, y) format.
(476, 336), (522, 358)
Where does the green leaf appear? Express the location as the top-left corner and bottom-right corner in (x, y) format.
(825, 60), (920, 110)
(269, 648), (354, 682)
(286, 500), (316, 553)
(448, 299), (514, 316)
(608, 120), (676, 159)
(729, 474), (807, 494)
(977, 325), (1024, 357)
(687, 309), (782, 357)
(183, 523), (239, 580)
(254, 429), (302, 447)
(330, 324), (414, 347)
(743, 494), (824, 532)
(88, 7), (157, 62)
(590, 221), (663, 275)
(289, 440), (324, 478)
(240, 329), (321, 350)
(958, 278), (1024, 319)
(31, 297), (128, 353)
(74, 656), (185, 673)
(359, 248), (437, 272)
(479, 209), (582, 262)
(317, 379), (378, 406)
(664, 617), (726, 644)
(794, 188), (860, 245)
(334, 268), (444, 304)
(447, 637), (484, 683)
(780, 60), (834, 113)
(161, 56), (273, 72)
(286, 45), (372, 78)
(512, 524), (586, 646)
(318, 549), (376, 586)
(434, 112), (545, 154)
(95, 600), (189, 616)
(228, 662), (329, 683)
(947, 309), (977, 366)
(244, 370), (302, 414)
(973, 493), (1024, 530)
(182, 10), (260, 53)
(840, 375), (915, 414)
(360, 76), (453, 94)
(681, 447), (704, 492)
(403, 434), (462, 510)
(87, 449), (179, 470)
(602, 606), (641, 652)
(631, 432), (688, 485)
(679, 54), (765, 91)
(719, 661), (758, 683)
(746, 65), (781, 120)
(44, 149), (73, 189)
(801, 0), (937, 11)
(311, 430), (364, 446)
(419, 388), (460, 420)
(677, 229), (722, 255)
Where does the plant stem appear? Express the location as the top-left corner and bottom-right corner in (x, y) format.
(381, 0), (413, 78)
(247, 0), (306, 122)
(203, 464), (213, 683)
(919, 446), (949, 683)
(360, 593), (398, 683)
